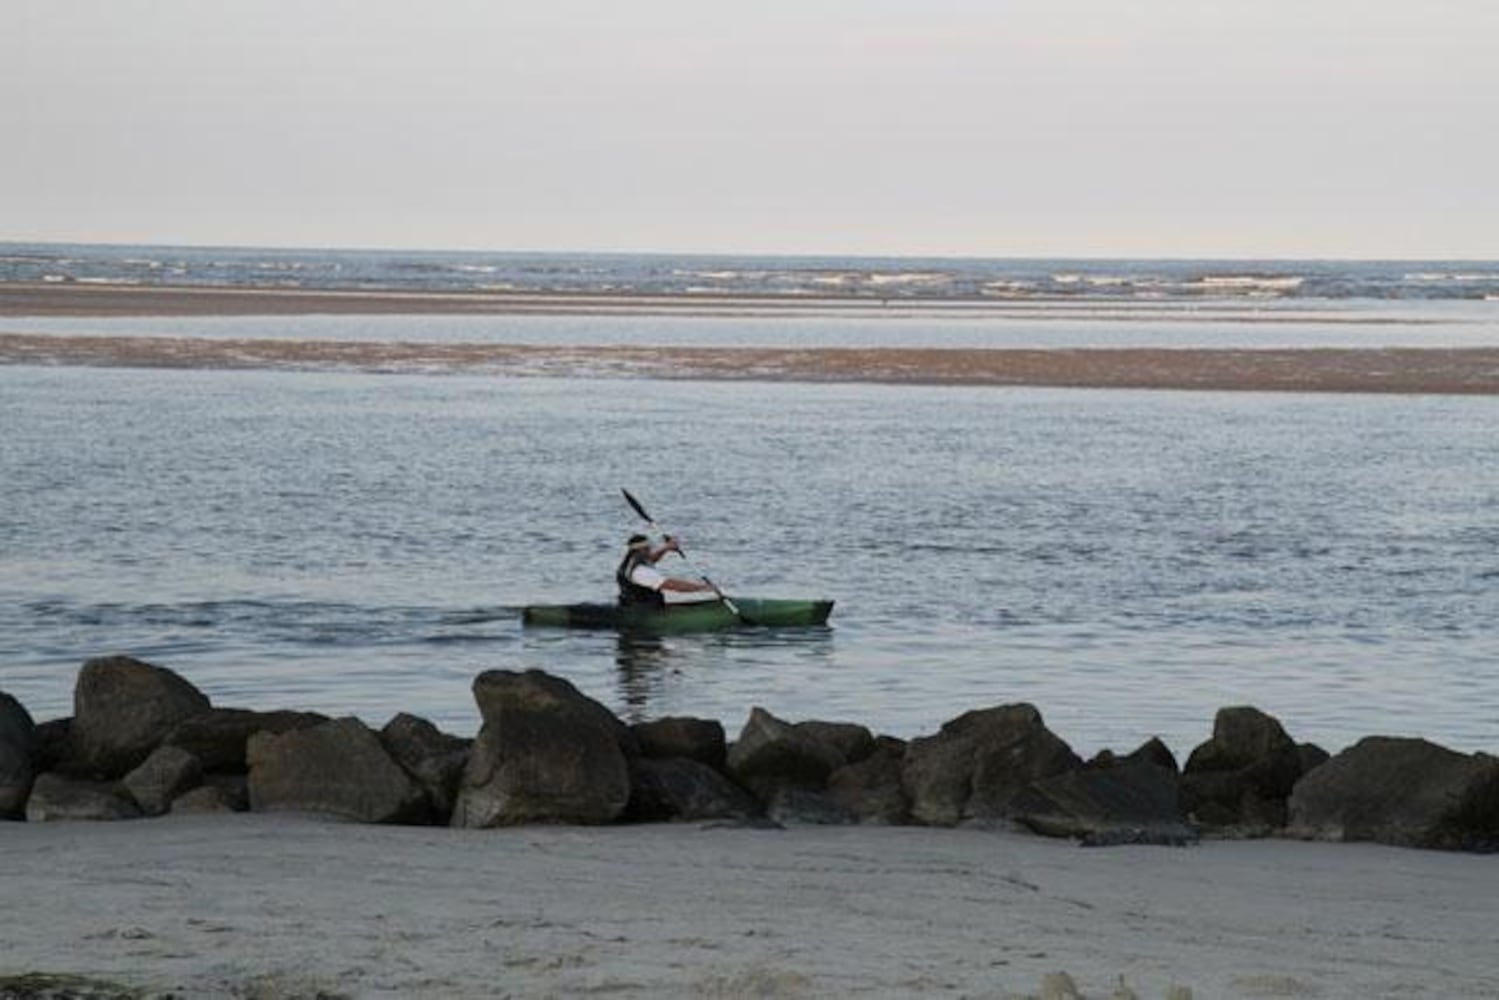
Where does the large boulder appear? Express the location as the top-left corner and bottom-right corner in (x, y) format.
(69, 656), (211, 778)
(122, 745), (204, 817)
(163, 707), (329, 772)
(471, 669), (638, 756)
(902, 704), (1081, 826)
(1287, 737), (1499, 851)
(632, 717), (727, 770)
(726, 707), (847, 799)
(379, 713), (471, 822)
(1181, 707), (1308, 833)
(452, 670), (632, 827)
(247, 717), (428, 824)
(25, 773), (141, 822)
(793, 721), (877, 767)
(1, 692), (38, 818)
(827, 737), (910, 825)
(1008, 740), (1194, 845)
(626, 757), (761, 822)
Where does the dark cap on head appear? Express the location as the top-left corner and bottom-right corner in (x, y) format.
(627, 533), (650, 549)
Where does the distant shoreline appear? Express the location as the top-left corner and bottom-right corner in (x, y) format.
(3, 282), (1499, 394)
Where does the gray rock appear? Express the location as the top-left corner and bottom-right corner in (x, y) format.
(163, 707), (329, 772)
(471, 668), (638, 756)
(170, 783), (240, 814)
(902, 703), (1081, 826)
(766, 786), (851, 825)
(69, 655), (211, 778)
(1009, 754), (1195, 845)
(25, 772), (142, 822)
(379, 712), (471, 821)
(1182, 706), (1306, 833)
(1, 691), (38, 818)
(792, 720), (877, 766)
(452, 670), (631, 827)
(247, 717), (428, 824)
(1286, 736), (1499, 851)
(726, 707), (846, 798)
(626, 756), (761, 822)
(827, 741), (910, 825)
(122, 745), (203, 816)
(632, 716), (727, 769)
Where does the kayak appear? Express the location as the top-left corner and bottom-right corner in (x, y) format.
(522, 597), (834, 634)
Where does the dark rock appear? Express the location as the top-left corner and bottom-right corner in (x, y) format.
(626, 756), (761, 822)
(726, 707), (846, 798)
(1286, 737), (1499, 851)
(632, 716), (727, 769)
(31, 718), (73, 774)
(827, 742), (910, 825)
(170, 783), (241, 814)
(1, 691), (38, 818)
(1091, 736), (1180, 774)
(69, 655), (211, 778)
(122, 744), (204, 816)
(452, 670), (631, 827)
(902, 704), (1081, 826)
(25, 772), (142, 822)
(766, 786), (851, 825)
(1009, 755), (1195, 845)
(247, 717), (428, 824)
(202, 772), (250, 811)
(1182, 707), (1306, 833)
(793, 720), (877, 766)
(1298, 742), (1331, 775)
(471, 668), (638, 757)
(163, 707), (329, 772)
(379, 712), (471, 821)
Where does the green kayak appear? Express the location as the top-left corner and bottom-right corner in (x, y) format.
(522, 597), (834, 634)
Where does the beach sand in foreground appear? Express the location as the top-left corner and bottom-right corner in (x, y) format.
(3, 815), (1495, 998)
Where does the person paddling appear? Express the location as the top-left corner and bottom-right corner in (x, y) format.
(617, 534), (719, 607)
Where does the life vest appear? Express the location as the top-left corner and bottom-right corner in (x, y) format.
(616, 551), (665, 607)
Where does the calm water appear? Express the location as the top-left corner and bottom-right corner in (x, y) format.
(3, 362), (1496, 758)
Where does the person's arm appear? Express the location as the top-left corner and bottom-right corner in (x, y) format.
(659, 576), (718, 594)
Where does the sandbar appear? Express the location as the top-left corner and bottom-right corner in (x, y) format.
(3, 815), (1495, 998)
(4, 282), (1499, 394)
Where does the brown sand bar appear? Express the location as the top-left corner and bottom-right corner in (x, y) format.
(5, 331), (1499, 394)
(4, 281), (1499, 393)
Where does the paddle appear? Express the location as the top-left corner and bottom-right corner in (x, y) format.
(620, 488), (751, 622)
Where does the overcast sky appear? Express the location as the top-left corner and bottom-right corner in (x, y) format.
(6, 0), (1496, 258)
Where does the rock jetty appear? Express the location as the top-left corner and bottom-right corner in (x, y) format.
(3, 654), (1496, 852)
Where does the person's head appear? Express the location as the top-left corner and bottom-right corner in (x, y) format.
(627, 533), (650, 551)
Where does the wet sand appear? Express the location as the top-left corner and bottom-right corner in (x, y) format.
(4, 283), (1499, 394)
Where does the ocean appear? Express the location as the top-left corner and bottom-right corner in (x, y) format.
(2, 243), (1497, 760)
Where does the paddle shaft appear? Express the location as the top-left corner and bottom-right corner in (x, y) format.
(620, 489), (745, 619)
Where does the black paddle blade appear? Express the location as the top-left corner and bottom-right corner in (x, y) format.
(621, 488), (652, 524)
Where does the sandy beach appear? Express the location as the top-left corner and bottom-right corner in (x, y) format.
(4, 283), (1499, 394)
(3, 815), (1495, 999)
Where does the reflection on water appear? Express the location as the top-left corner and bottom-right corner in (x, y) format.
(613, 628), (838, 725)
(614, 634), (672, 721)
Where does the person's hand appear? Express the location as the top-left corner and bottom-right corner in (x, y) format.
(663, 535), (681, 553)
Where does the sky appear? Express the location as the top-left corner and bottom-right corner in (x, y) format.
(5, 0), (1497, 258)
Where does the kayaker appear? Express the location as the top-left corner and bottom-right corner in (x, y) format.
(617, 534), (719, 607)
